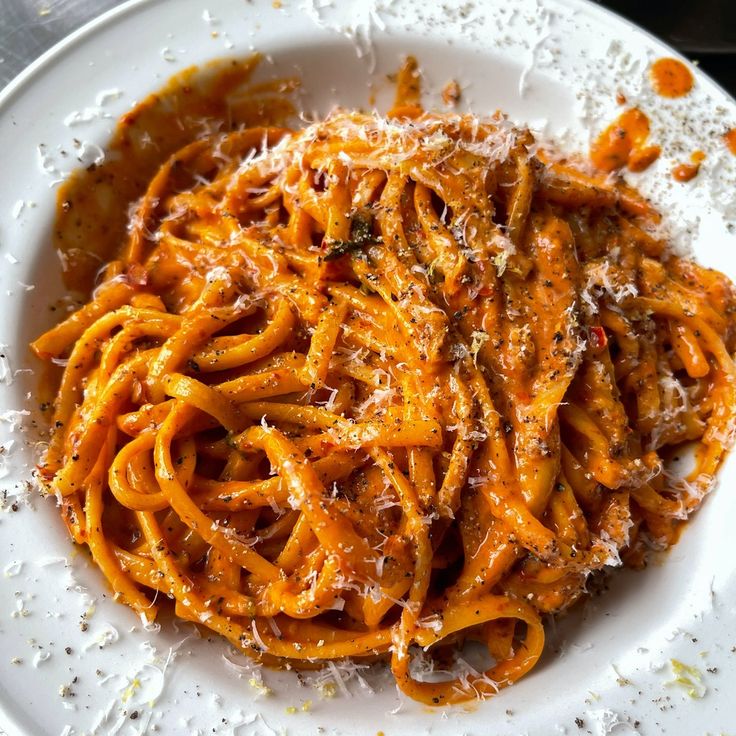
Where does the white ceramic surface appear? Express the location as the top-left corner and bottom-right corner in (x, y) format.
(0, 1), (735, 734)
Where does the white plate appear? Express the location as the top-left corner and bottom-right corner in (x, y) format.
(1, 1), (735, 734)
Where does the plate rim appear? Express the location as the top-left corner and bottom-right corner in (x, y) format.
(0, 1), (735, 735)
(3, 0), (736, 115)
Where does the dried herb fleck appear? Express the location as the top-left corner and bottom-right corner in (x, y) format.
(323, 208), (381, 260)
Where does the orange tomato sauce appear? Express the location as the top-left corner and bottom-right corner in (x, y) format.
(54, 55), (297, 294)
(672, 150), (705, 182)
(590, 108), (660, 173)
(650, 57), (694, 98)
(30, 52), (736, 710)
(724, 128), (736, 155)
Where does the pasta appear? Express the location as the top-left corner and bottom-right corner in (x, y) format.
(31, 57), (736, 706)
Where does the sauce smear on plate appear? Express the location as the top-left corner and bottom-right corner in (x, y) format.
(590, 108), (660, 173)
(53, 55), (296, 294)
(672, 150), (705, 182)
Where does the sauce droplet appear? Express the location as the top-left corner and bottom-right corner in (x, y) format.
(590, 108), (660, 173)
(672, 151), (705, 182)
(650, 58), (694, 98)
(724, 128), (736, 155)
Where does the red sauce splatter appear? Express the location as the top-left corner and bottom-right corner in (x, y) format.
(590, 108), (660, 173)
(650, 58), (694, 98)
(724, 128), (736, 155)
(672, 150), (705, 182)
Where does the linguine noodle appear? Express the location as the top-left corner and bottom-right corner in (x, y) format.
(31, 58), (736, 705)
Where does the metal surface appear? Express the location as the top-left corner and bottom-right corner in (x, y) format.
(1, 0), (734, 94)
(0, 0), (123, 88)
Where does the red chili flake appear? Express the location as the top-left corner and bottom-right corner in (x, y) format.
(590, 325), (607, 348)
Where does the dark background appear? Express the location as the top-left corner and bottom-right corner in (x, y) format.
(0, 1), (734, 94)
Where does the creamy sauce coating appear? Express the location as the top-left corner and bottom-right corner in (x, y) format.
(54, 55), (296, 294)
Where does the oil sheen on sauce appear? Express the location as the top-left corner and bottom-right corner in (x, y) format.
(672, 151), (705, 182)
(590, 108), (660, 173)
(54, 55), (297, 295)
(650, 57), (694, 98)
